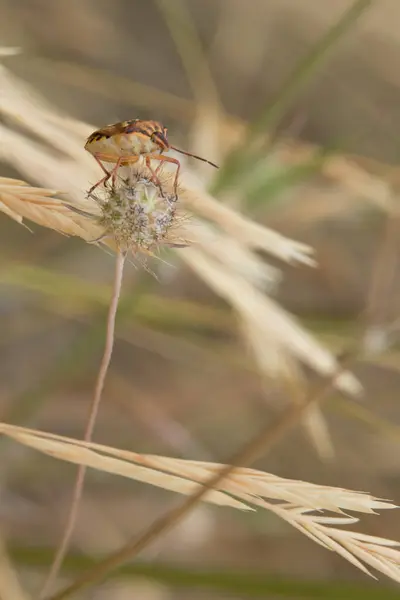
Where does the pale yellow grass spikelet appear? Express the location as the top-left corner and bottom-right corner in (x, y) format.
(0, 422), (399, 584)
(0, 177), (103, 240)
(181, 174), (316, 267)
(181, 245), (361, 394)
(0, 47), (21, 58)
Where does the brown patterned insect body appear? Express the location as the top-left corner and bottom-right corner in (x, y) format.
(85, 119), (218, 196)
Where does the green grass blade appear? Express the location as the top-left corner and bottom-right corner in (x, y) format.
(212, 0), (374, 194)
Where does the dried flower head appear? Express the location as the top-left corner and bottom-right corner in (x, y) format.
(95, 170), (187, 254)
(64, 166), (190, 258)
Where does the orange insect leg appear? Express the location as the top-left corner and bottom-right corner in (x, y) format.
(88, 153), (140, 195)
(145, 156), (164, 191)
(147, 154), (181, 196)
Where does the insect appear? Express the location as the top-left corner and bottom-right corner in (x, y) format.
(84, 119), (219, 196)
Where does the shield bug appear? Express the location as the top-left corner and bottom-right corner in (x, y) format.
(85, 119), (218, 196)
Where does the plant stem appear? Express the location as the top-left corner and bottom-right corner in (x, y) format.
(39, 251), (126, 598)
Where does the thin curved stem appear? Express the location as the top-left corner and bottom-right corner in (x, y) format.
(39, 251), (126, 598)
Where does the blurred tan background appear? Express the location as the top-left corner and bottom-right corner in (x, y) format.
(0, 1), (400, 598)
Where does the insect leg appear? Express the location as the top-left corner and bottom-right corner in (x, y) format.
(148, 154), (181, 197)
(145, 156), (164, 195)
(93, 154), (111, 177)
(87, 154), (113, 195)
(110, 157), (124, 190)
(110, 155), (142, 189)
(90, 154), (141, 194)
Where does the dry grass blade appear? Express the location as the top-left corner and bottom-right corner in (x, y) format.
(0, 424), (250, 511)
(0, 47), (21, 57)
(0, 65), (94, 154)
(182, 220), (279, 290)
(0, 125), (96, 204)
(181, 175), (316, 266)
(181, 245), (361, 395)
(0, 422), (398, 584)
(0, 176), (103, 240)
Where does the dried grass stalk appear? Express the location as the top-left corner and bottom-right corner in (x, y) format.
(0, 176), (103, 240)
(0, 422), (398, 584)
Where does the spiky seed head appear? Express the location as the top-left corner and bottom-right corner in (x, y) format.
(92, 169), (188, 256)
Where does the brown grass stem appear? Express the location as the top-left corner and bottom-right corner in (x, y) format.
(39, 251), (126, 598)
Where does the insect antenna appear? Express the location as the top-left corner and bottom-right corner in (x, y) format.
(169, 146), (219, 169)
